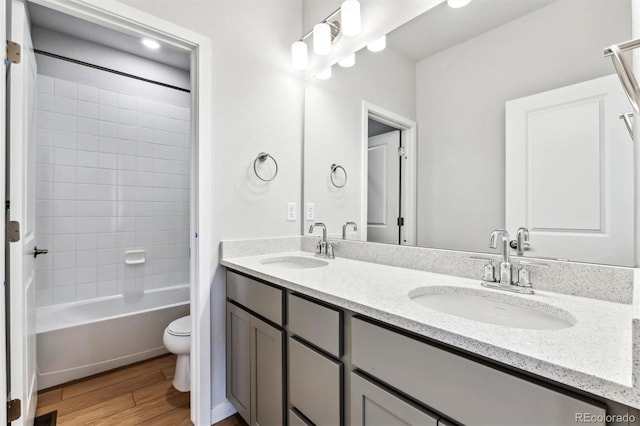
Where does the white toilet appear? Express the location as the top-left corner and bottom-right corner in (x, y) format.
(163, 315), (191, 392)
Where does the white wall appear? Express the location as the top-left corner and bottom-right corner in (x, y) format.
(304, 46), (415, 238)
(415, 0), (631, 252)
(116, 0), (303, 416)
(34, 67), (191, 306)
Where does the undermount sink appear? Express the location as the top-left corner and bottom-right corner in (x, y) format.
(409, 286), (575, 330)
(260, 255), (328, 269)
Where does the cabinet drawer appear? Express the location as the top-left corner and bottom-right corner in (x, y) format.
(351, 318), (605, 426)
(289, 337), (342, 426)
(351, 372), (438, 426)
(289, 409), (311, 426)
(227, 270), (283, 325)
(288, 293), (342, 357)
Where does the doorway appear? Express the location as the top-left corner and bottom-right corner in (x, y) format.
(362, 102), (417, 246)
(2, 0), (212, 424)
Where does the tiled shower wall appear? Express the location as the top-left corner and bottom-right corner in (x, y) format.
(35, 74), (191, 307)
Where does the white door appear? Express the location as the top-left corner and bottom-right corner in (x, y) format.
(8, 0), (38, 423)
(367, 130), (400, 244)
(506, 74), (633, 265)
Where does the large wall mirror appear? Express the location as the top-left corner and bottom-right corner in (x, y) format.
(303, 0), (634, 266)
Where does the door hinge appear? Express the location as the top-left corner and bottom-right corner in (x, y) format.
(7, 220), (20, 242)
(6, 40), (21, 64)
(397, 146), (406, 157)
(7, 398), (21, 422)
(397, 217), (404, 227)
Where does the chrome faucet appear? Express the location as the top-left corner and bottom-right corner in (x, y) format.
(309, 222), (334, 258)
(509, 227), (530, 256)
(489, 229), (511, 284)
(342, 222), (357, 239)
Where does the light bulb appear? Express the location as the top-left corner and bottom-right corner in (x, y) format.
(291, 41), (308, 70)
(313, 23), (331, 56)
(447, 0), (472, 8)
(142, 38), (160, 49)
(338, 53), (356, 68)
(317, 66), (332, 80)
(367, 36), (386, 52)
(341, 0), (361, 37)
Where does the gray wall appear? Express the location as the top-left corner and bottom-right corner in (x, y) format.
(415, 0), (631, 252)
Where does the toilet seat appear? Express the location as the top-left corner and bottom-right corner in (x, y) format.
(167, 315), (191, 337)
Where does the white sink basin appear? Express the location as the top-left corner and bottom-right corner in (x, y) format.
(260, 256), (328, 269)
(409, 286), (575, 330)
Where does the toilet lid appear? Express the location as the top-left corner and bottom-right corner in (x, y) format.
(167, 315), (191, 336)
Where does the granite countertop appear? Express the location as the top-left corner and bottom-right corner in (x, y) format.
(221, 250), (637, 409)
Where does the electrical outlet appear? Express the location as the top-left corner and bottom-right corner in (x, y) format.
(287, 202), (297, 221)
(305, 203), (315, 221)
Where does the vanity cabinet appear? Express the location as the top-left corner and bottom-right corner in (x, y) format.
(226, 272), (285, 426)
(350, 372), (439, 425)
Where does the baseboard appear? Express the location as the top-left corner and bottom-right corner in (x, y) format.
(210, 400), (237, 424)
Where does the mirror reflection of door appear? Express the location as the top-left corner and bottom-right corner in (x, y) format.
(367, 119), (402, 244)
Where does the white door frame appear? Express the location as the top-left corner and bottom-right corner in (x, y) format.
(361, 101), (417, 245)
(1, 0), (7, 424)
(8, 1), (213, 424)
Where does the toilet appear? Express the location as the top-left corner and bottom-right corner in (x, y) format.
(163, 315), (191, 392)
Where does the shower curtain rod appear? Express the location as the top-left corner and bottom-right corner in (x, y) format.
(34, 49), (191, 93)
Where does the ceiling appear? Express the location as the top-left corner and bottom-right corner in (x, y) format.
(28, 2), (191, 71)
(389, 0), (557, 62)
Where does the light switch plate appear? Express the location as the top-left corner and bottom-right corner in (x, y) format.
(305, 203), (315, 221)
(287, 202), (297, 221)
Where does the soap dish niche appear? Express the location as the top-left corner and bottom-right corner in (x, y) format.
(125, 250), (146, 265)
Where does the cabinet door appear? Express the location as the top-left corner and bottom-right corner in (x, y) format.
(227, 302), (251, 424)
(351, 373), (439, 426)
(251, 315), (284, 426)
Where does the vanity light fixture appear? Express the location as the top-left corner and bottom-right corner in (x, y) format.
(141, 38), (160, 49)
(338, 53), (356, 68)
(447, 0), (472, 8)
(291, 41), (309, 70)
(290, 1), (361, 70)
(317, 66), (332, 80)
(367, 35), (386, 52)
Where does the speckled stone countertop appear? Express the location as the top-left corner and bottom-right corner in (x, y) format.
(221, 250), (637, 409)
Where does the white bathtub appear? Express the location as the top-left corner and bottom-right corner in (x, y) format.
(36, 285), (190, 390)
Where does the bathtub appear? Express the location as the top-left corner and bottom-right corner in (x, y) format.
(36, 285), (190, 390)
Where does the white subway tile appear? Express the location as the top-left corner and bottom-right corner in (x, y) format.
(97, 249), (117, 265)
(36, 200), (53, 217)
(118, 155), (137, 171)
(99, 104), (118, 123)
(76, 283), (97, 300)
(181, 107), (190, 121)
(97, 280), (118, 296)
(118, 108), (136, 125)
(36, 288), (53, 307)
(98, 169), (118, 185)
(54, 113), (76, 132)
(152, 115), (169, 131)
(118, 124), (136, 141)
(98, 264), (117, 282)
(37, 164), (53, 182)
(98, 185), (117, 201)
(137, 98), (155, 114)
(98, 217), (118, 233)
(136, 142), (153, 158)
(76, 201), (98, 216)
(137, 127), (153, 142)
(98, 137), (118, 154)
(118, 187), (137, 201)
(37, 75), (55, 94)
(52, 285), (76, 304)
(78, 117), (99, 135)
(76, 233), (97, 250)
(76, 217), (98, 233)
(53, 217), (76, 234)
(136, 157), (153, 173)
(99, 121), (118, 138)
(53, 200), (76, 217)
(118, 94), (136, 110)
(77, 150), (98, 168)
(76, 266), (97, 284)
(117, 217), (136, 232)
(53, 165), (76, 183)
(77, 250), (98, 267)
(167, 104), (183, 120)
(54, 131), (76, 149)
(77, 167), (98, 184)
(96, 233), (116, 249)
(37, 146), (54, 165)
(117, 170), (137, 186)
(53, 252), (76, 270)
(135, 202), (153, 216)
(55, 79), (77, 99)
(36, 181), (53, 200)
(37, 110), (55, 129)
(135, 186), (154, 201)
(98, 89), (118, 106)
(77, 184), (99, 200)
(117, 232), (135, 248)
(54, 234), (76, 252)
(77, 101), (99, 119)
(37, 128), (55, 147)
(118, 139), (136, 156)
(77, 134), (98, 151)
(55, 97), (77, 115)
(136, 172), (154, 187)
(53, 181), (76, 199)
(153, 101), (170, 118)
(78, 84), (98, 103)
(167, 118), (184, 134)
(98, 153), (117, 169)
(97, 201), (117, 217)
(37, 92), (54, 112)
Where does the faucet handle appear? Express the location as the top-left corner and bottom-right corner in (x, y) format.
(326, 242), (335, 259)
(515, 260), (548, 288)
(470, 256), (497, 282)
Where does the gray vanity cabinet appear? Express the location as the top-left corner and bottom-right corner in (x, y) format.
(226, 271), (285, 426)
(350, 372), (439, 426)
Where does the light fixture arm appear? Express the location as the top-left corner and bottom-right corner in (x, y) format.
(298, 8), (342, 43)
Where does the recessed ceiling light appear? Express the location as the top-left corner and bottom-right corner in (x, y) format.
(448, 0), (472, 8)
(142, 38), (160, 49)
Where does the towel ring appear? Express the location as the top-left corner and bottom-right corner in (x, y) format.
(253, 152), (278, 182)
(330, 163), (347, 188)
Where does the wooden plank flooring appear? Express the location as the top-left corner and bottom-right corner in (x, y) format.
(36, 354), (248, 426)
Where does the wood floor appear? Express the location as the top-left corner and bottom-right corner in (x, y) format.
(36, 354), (247, 426)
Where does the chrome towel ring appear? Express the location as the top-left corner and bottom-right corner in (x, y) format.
(330, 163), (347, 188)
(253, 152), (278, 182)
